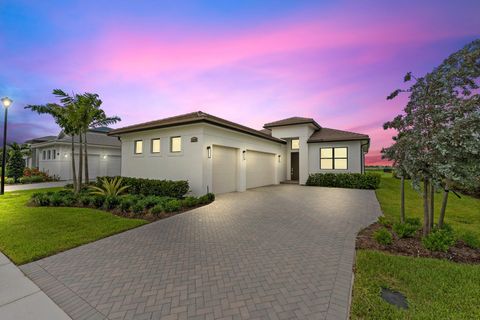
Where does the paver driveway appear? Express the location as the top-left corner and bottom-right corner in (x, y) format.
(21, 185), (381, 320)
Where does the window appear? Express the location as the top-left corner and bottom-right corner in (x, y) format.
(47, 150), (51, 160)
(151, 138), (161, 153)
(320, 147), (348, 170)
(291, 139), (300, 150)
(170, 136), (182, 153)
(43, 150), (46, 160)
(52, 149), (56, 160)
(134, 140), (143, 154)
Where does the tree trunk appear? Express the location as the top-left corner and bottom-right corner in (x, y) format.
(71, 135), (77, 193)
(84, 131), (89, 184)
(438, 186), (449, 228)
(78, 132), (83, 190)
(423, 179), (430, 236)
(400, 176), (405, 224)
(430, 182), (435, 229)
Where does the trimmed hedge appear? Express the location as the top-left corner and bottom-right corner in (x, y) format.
(95, 176), (189, 198)
(306, 173), (381, 189)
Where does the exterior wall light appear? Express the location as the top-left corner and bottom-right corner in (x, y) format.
(207, 146), (211, 158)
(103, 155), (107, 159)
(64, 154), (68, 158)
(242, 150), (246, 160)
(278, 155), (281, 163)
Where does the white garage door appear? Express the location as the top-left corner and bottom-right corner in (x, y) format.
(87, 155), (100, 179)
(107, 156), (121, 177)
(212, 146), (238, 194)
(246, 150), (276, 189)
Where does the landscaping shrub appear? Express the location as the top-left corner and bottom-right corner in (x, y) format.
(119, 197), (134, 212)
(6, 146), (25, 182)
(405, 217), (421, 229)
(5, 177), (15, 184)
(104, 196), (120, 210)
(393, 222), (419, 238)
(306, 173), (381, 189)
(198, 193), (215, 205)
(422, 226), (456, 252)
(78, 195), (93, 207)
(30, 192), (50, 206)
(140, 195), (161, 209)
(151, 204), (164, 215)
(19, 176), (32, 184)
(30, 175), (45, 183)
(378, 216), (392, 227)
(373, 227), (393, 245)
(62, 194), (78, 207)
(92, 195), (106, 208)
(131, 202), (145, 214)
(49, 193), (64, 206)
(163, 199), (182, 212)
(95, 176), (189, 198)
(182, 196), (199, 208)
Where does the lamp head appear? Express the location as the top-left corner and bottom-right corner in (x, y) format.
(1, 97), (12, 108)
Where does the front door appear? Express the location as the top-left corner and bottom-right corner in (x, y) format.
(291, 152), (299, 180)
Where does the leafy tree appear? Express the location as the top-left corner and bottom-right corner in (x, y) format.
(6, 143), (26, 182)
(26, 90), (82, 192)
(384, 39), (480, 235)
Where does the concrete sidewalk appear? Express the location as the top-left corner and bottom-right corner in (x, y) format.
(5, 181), (71, 192)
(0, 253), (71, 320)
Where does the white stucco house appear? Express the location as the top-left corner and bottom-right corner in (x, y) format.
(109, 111), (370, 195)
(25, 127), (121, 180)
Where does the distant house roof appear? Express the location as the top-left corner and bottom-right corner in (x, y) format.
(307, 127), (369, 143)
(24, 136), (57, 144)
(109, 111), (286, 144)
(263, 117), (321, 129)
(27, 128), (120, 147)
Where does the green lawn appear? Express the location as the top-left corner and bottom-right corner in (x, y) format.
(352, 250), (480, 319)
(372, 170), (480, 240)
(351, 171), (480, 319)
(0, 188), (147, 265)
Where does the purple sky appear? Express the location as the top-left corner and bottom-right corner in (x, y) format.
(1, 0), (479, 164)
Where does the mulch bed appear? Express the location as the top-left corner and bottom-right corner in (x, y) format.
(109, 204), (208, 222)
(356, 223), (480, 264)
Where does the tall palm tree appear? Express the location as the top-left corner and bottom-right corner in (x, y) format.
(77, 93), (120, 183)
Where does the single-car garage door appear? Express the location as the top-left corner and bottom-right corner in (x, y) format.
(246, 150), (276, 189)
(212, 146), (238, 194)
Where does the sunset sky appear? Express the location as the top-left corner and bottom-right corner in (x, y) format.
(1, 0), (479, 164)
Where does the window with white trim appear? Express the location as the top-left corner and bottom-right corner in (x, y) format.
(170, 136), (182, 153)
(320, 147), (348, 170)
(151, 138), (161, 153)
(134, 140), (143, 154)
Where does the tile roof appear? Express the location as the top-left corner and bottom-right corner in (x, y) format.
(108, 111), (286, 144)
(263, 117), (321, 129)
(307, 127), (369, 143)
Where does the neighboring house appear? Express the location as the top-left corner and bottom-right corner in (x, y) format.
(25, 127), (121, 180)
(109, 111), (370, 195)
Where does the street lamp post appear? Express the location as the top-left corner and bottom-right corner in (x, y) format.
(1, 97), (12, 195)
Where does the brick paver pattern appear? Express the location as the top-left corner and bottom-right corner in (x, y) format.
(21, 185), (381, 320)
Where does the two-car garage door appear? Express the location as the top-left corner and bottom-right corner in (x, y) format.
(212, 146), (276, 194)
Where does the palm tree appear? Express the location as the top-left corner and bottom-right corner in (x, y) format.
(77, 93), (120, 183)
(26, 90), (83, 192)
